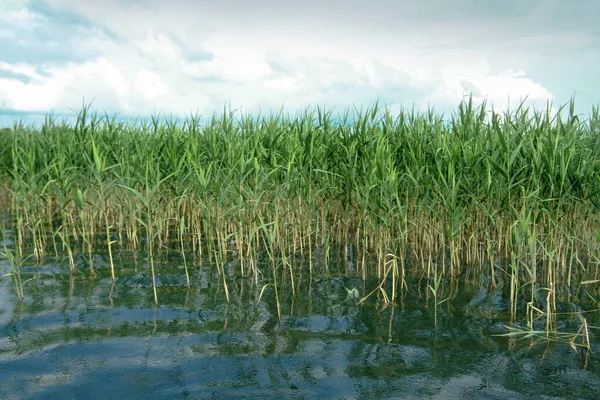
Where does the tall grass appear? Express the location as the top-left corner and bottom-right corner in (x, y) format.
(1, 98), (600, 319)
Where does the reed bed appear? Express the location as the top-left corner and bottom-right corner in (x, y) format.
(1, 98), (600, 320)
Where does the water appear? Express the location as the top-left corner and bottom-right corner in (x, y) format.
(1, 243), (600, 399)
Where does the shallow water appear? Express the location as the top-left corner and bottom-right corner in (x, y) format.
(1, 240), (600, 399)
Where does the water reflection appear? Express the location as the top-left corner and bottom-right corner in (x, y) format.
(0, 250), (599, 399)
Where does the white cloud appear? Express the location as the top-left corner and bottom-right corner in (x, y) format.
(1, 0), (598, 124)
(263, 76), (303, 92)
(200, 49), (271, 83)
(134, 70), (167, 99)
(420, 59), (554, 112)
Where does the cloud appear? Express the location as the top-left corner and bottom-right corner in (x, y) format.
(0, 63), (36, 84)
(0, 2), (107, 67)
(0, 0), (598, 127)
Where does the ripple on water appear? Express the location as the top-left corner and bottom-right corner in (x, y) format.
(0, 259), (599, 399)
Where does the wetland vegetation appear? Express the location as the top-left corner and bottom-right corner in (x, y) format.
(1, 97), (600, 340)
(2, 97), (600, 397)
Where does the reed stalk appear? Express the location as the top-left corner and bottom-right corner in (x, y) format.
(0, 97), (599, 321)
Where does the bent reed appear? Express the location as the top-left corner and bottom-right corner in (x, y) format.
(1, 98), (600, 319)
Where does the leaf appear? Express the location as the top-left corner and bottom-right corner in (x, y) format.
(257, 284), (271, 303)
(486, 156), (508, 180)
(345, 286), (360, 299)
(75, 189), (84, 211)
(179, 217), (185, 236)
(436, 297), (450, 306)
(508, 141), (523, 167)
(116, 184), (148, 207)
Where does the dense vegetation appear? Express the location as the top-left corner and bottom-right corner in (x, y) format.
(1, 98), (600, 323)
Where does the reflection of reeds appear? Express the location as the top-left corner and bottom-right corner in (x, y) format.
(0, 98), (599, 323)
(499, 312), (593, 366)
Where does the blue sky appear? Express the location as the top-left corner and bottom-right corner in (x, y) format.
(0, 0), (598, 127)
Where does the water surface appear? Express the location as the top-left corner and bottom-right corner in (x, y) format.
(1, 241), (599, 399)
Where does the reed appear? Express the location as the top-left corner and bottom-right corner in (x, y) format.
(0, 223), (34, 299)
(1, 97), (599, 322)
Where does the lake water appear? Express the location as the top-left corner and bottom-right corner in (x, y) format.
(1, 231), (600, 399)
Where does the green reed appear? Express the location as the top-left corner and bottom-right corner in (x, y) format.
(0, 223), (34, 299)
(1, 97), (600, 321)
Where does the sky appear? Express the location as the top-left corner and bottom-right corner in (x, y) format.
(0, 0), (599, 127)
